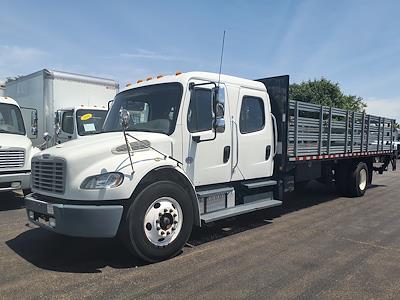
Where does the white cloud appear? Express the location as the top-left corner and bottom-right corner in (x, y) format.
(365, 97), (400, 122)
(0, 45), (47, 79)
(120, 48), (183, 61)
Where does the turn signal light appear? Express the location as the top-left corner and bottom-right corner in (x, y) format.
(146, 76), (153, 81)
(175, 71), (182, 75)
(157, 75), (163, 79)
(137, 79), (143, 83)
(126, 82), (132, 87)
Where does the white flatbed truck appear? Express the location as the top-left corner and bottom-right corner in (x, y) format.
(25, 72), (397, 262)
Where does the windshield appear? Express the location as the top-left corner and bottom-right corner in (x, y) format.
(103, 82), (183, 135)
(0, 103), (26, 135)
(76, 109), (108, 136)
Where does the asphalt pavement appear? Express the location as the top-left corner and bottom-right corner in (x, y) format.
(0, 165), (399, 299)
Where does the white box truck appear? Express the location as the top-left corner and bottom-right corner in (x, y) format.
(25, 72), (397, 262)
(5, 69), (119, 147)
(0, 96), (39, 194)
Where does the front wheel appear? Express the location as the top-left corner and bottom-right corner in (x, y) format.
(122, 181), (194, 262)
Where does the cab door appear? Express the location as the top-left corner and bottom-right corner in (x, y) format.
(235, 88), (274, 179)
(182, 81), (232, 186)
(57, 110), (75, 143)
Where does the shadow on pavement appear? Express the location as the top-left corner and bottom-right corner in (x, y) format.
(6, 180), (386, 273)
(6, 228), (147, 273)
(0, 191), (25, 212)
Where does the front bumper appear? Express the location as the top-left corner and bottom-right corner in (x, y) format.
(0, 171), (31, 192)
(25, 194), (124, 238)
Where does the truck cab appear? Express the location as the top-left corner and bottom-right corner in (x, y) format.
(53, 106), (108, 144)
(0, 96), (39, 194)
(25, 72), (278, 261)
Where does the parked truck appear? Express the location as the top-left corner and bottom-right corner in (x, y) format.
(25, 72), (397, 262)
(5, 69), (119, 147)
(0, 96), (39, 194)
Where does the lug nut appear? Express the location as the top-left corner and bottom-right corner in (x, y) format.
(161, 231), (165, 235)
(171, 227), (175, 231)
(173, 221), (178, 224)
(166, 231), (170, 235)
(157, 227), (161, 230)
(173, 213), (177, 217)
(156, 219), (159, 223)
(159, 213), (162, 217)
(169, 209), (173, 213)
(164, 209), (168, 212)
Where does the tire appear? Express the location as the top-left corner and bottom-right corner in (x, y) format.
(348, 162), (369, 197)
(122, 180), (194, 262)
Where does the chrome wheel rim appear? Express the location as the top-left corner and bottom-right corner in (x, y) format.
(359, 168), (367, 191)
(143, 197), (183, 247)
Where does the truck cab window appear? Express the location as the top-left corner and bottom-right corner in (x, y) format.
(62, 111), (74, 134)
(239, 96), (265, 134)
(0, 103), (26, 135)
(187, 88), (213, 133)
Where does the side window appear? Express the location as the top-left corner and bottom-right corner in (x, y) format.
(62, 111), (74, 134)
(239, 96), (265, 134)
(187, 88), (213, 133)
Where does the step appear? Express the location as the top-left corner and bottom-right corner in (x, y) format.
(201, 199), (282, 223)
(241, 179), (277, 189)
(196, 186), (233, 198)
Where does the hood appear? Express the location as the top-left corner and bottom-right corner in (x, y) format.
(38, 131), (173, 163)
(0, 133), (32, 150)
(0, 133), (36, 171)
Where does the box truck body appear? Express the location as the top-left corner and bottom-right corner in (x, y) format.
(5, 69), (119, 147)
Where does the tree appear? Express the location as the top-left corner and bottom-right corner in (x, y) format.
(289, 78), (366, 112)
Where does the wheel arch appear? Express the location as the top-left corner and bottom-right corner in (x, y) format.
(130, 165), (201, 227)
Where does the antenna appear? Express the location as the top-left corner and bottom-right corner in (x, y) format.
(217, 30), (226, 87)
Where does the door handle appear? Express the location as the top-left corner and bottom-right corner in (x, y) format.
(223, 146), (231, 163)
(266, 145), (271, 160)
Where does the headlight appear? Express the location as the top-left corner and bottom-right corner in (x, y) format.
(80, 172), (124, 189)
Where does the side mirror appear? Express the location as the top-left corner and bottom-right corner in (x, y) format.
(212, 86), (225, 133)
(215, 118), (225, 133)
(31, 110), (38, 136)
(120, 108), (130, 130)
(212, 86), (225, 118)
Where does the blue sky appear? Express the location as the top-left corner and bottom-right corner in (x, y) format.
(1, 0), (400, 120)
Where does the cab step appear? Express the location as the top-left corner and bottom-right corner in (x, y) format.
(200, 199), (282, 223)
(241, 179), (277, 189)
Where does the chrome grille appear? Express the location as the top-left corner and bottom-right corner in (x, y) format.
(0, 149), (25, 169)
(32, 157), (66, 194)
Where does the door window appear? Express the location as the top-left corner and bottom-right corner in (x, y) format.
(239, 96), (265, 134)
(187, 88), (213, 133)
(61, 111), (74, 134)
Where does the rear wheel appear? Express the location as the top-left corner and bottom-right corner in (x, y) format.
(122, 181), (194, 262)
(348, 162), (369, 197)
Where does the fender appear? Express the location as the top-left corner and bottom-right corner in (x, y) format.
(134, 165), (201, 227)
